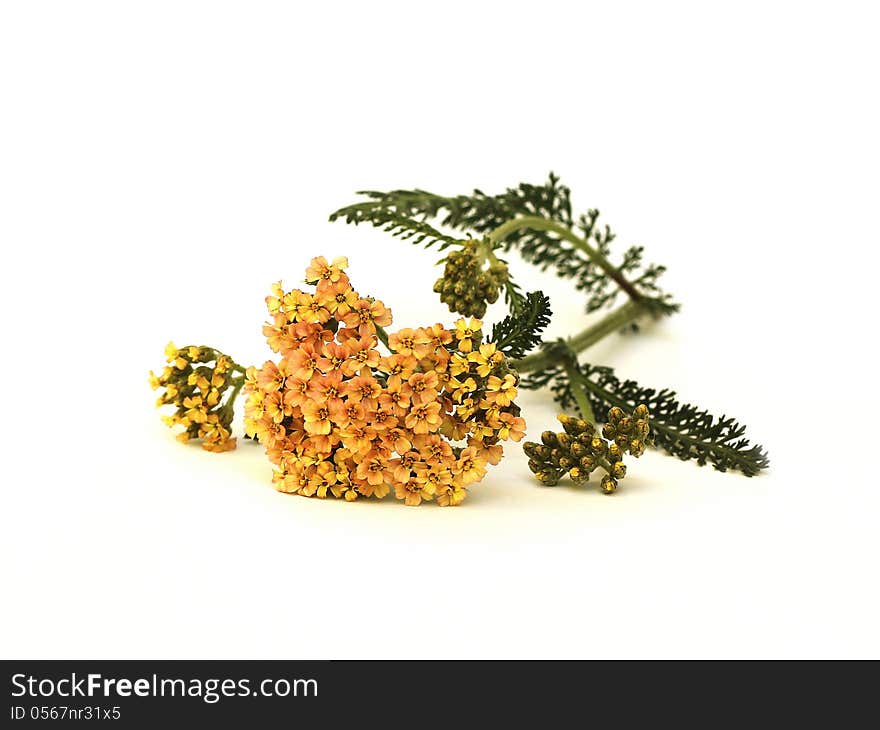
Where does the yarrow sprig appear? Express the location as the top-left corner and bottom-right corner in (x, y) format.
(150, 173), (769, 505)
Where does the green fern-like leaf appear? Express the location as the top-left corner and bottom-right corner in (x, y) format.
(490, 291), (552, 359)
(330, 174), (676, 314)
(523, 353), (769, 476)
(329, 199), (459, 250)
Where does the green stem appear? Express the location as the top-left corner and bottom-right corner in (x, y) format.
(563, 361), (595, 424)
(375, 325), (391, 351)
(220, 377), (246, 420)
(511, 299), (648, 374)
(487, 216), (643, 303)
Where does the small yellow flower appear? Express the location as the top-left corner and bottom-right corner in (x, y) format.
(485, 374), (517, 407)
(436, 483), (467, 507)
(449, 353), (471, 377)
(467, 343), (504, 377)
(448, 376), (477, 403)
(266, 281), (285, 315)
(453, 317), (482, 353)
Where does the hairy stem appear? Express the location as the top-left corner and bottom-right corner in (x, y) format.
(487, 216), (643, 302)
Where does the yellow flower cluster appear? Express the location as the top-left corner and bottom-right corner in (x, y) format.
(149, 344), (243, 452)
(244, 256), (526, 506)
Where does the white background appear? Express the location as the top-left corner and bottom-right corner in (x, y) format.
(2, 1), (878, 658)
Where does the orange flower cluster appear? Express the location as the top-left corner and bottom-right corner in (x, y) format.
(244, 256), (526, 506)
(150, 344), (243, 452)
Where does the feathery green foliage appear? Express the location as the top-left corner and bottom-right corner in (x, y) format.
(523, 347), (769, 476)
(331, 174), (768, 486)
(328, 200), (460, 250)
(330, 173), (676, 314)
(490, 291), (552, 359)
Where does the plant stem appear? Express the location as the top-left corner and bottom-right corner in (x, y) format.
(375, 325), (391, 351)
(220, 377), (246, 420)
(487, 216), (643, 302)
(511, 299), (648, 374)
(563, 361), (595, 424)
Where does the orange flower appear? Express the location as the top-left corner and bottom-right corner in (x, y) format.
(342, 334), (380, 376)
(497, 412), (526, 442)
(331, 399), (366, 430)
(282, 376), (310, 410)
(390, 450), (421, 483)
(476, 441), (504, 466)
(380, 353), (417, 379)
(343, 374), (382, 403)
(284, 289), (311, 321)
(263, 313), (292, 353)
(379, 374), (411, 415)
(317, 277), (359, 316)
(413, 433), (454, 462)
(355, 480), (390, 500)
(388, 327), (431, 359)
(307, 370), (346, 409)
(394, 477), (435, 506)
(305, 255), (349, 284)
(264, 391), (289, 424)
(403, 370), (439, 405)
(265, 281), (285, 316)
(288, 344), (321, 381)
(454, 447), (488, 487)
(355, 450), (392, 486)
(342, 298), (392, 334)
(317, 342), (349, 375)
(330, 478), (360, 501)
(302, 400), (332, 435)
(256, 360), (286, 393)
(435, 483), (467, 507)
(370, 404), (399, 432)
(405, 401), (442, 434)
(385, 426), (412, 455)
(338, 423), (379, 456)
(423, 323), (453, 354)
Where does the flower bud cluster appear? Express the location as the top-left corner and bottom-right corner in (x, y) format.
(433, 239), (509, 318)
(523, 405), (651, 494)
